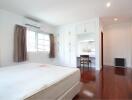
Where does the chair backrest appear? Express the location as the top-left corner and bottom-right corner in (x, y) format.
(80, 55), (89, 61)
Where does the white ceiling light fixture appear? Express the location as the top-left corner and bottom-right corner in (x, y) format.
(106, 2), (111, 8)
(114, 18), (118, 21)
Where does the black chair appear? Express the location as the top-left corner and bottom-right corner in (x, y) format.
(80, 55), (91, 69)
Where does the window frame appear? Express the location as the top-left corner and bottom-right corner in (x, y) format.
(26, 29), (50, 53)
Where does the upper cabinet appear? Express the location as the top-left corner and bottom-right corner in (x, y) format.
(57, 18), (98, 35)
(85, 22), (96, 33)
(75, 20), (97, 34)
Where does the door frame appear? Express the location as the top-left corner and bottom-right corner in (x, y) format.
(101, 32), (104, 70)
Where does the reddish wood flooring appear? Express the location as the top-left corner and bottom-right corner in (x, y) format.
(73, 66), (132, 100)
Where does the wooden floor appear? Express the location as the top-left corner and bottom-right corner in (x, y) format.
(73, 66), (132, 100)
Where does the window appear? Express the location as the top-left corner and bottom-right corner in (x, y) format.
(26, 30), (50, 52)
(38, 33), (50, 52)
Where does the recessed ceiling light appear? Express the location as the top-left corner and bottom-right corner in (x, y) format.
(106, 2), (111, 8)
(114, 18), (118, 21)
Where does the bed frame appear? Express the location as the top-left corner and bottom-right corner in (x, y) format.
(25, 82), (81, 100)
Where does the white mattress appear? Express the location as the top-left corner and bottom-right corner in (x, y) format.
(0, 63), (80, 100)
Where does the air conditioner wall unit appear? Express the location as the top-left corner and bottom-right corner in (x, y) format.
(24, 17), (42, 28)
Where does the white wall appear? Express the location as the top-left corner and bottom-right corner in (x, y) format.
(0, 9), (24, 66)
(103, 22), (132, 68)
(95, 18), (102, 70)
(0, 9), (57, 67)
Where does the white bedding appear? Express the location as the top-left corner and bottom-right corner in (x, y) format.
(0, 63), (80, 100)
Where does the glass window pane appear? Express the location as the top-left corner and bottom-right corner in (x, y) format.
(44, 35), (50, 40)
(37, 33), (50, 52)
(26, 30), (36, 52)
(38, 33), (45, 40)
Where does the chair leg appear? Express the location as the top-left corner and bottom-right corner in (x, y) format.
(83, 63), (84, 70)
(79, 62), (81, 69)
(87, 62), (89, 69)
(90, 62), (92, 68)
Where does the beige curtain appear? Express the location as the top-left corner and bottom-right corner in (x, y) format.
(49, 34), (55, 58)
(14, 25), (27, 62)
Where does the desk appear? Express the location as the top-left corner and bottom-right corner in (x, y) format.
(77, 56), (95, 68)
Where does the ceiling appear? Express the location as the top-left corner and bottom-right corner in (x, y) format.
(0, 0), (132, 26)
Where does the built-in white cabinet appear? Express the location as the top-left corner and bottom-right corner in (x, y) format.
(57, 18), (100, 68)
(57, 25), (77, 67)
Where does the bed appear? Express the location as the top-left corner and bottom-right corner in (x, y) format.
(0, 63), (81, 100)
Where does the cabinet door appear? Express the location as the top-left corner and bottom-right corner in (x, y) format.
(58, 25), (77, 67)
(76, 21), (97, 34)
(76, 24), (85, 34)
(68, 25), (77, 67)
(70, 33), (77, 67)
(85, 22), (96, 33)
(58, 28), (65, 65)
(64, 30), (71, 67)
